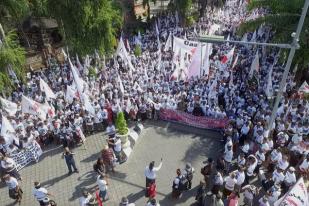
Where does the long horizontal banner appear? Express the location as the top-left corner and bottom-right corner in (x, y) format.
(160, 109), (229, 130)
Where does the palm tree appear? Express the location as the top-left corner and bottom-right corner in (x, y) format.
(238, 0), (309, 83)
(0, 24), (26, 93)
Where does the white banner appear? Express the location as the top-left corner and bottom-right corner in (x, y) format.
(21, 95), (47, 120)
(0, 97), (17, 116)
(274, 177), (309, 206)
(173, 36), (198, 54)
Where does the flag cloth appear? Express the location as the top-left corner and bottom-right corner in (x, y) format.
(81, 93), (95, 115)
(1, 116), (17, 144)
(249, 51), (259, 78)
(250, 30), (256, 42)
(69, 58), (85, 96)
(117, 74), (125, 94)
(0, 97), (17, 116)
(202, 43), (212, 76)
(188, 43), (202, 79)
(164, 32), (172, 51)
(66, 85), (79, 103)
(274, 177), (309, 206)
(299, 81), (309, 93)
(21, 95), (47, 120)
(265, 65), (273, 98)
(221, 47), (235, 64)
(40, 78), (56, 99)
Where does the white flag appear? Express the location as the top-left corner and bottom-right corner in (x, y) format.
(21, 95), (47, 120)
(40, 78), (56, 99)
(188, 43), (202, 79)
(251, 30), (257, 42)
(117, 74), (125, 94)
(66, 85), (79, 103)
(299, 81), (309, 93)
(221, 47), (235, 64)
(81, 93), (95, 115)
(69, 58), (84, 96)
(0, 97), (17, 116)
(1, 116), (17, 144)
(202, 43), (213, 77)
(249, 51), (259, 78)
(164, 33), (172, 52)
(265, 65), (273, 98)
(274, 177), (309, 206)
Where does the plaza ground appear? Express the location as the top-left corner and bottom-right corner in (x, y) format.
(0, 120), (223, 206)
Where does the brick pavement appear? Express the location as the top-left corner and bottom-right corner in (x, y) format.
(0, 121), (223, 206)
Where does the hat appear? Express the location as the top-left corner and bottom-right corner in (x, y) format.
(289, 167), (295, 172)
(186, 163), (192, 169)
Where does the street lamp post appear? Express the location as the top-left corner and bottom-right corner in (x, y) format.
(198, 0), (309, 131)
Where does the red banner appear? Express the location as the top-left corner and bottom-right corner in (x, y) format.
(160, 109), (229, 130)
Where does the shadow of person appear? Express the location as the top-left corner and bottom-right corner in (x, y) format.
(40, 173), (68, 188)
(159, 185), (199, 205)
(127, 189), (146, 203)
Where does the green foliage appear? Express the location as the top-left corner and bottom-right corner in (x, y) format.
(134, 44), (142, 56)
(116, 112), (128, 135)
(88, 66), (97, 78)
(238, 0), (309, 68)
(45, 0), (123, 56)
(0, 30), (26, 93)
(0, 0), (29, 21)
(174, 0), (193, 25)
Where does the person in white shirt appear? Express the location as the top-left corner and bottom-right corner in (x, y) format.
(120, 197), (135, 206)
(259, 195), (270, 206)
(224, 145), (233, 172)
(283, 167), (296, 193)
(79, 190), (94, 206)
(108, 136), (122, 163)
(144, 159), (163, 187)
(0, 155), (22, 180)
(234, 167), (245, 190)
(245, 155), (257, 184)
(4, 174), (22, 203)
(96, 175), (108, 201)
(241, 184), (258, 206)
(146, 198), (160, 206)
(299, 154), (309, 174)
(32, 181), (53, 206)
(223, 172), (237, 197)
(277, 155), (289, 171)
(272, 168), (285, 184)
(267, 184), (281, 205)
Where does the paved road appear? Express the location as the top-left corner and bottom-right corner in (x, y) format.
(0, 120), (223, 206)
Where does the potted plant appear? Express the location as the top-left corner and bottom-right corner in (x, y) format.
(115, 112), (130, 148)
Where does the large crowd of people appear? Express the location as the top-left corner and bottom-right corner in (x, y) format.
(0, 0), (308, 205)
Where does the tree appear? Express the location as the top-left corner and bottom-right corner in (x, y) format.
(238, 0), (309, 83)
(116, 112), (128, 135)
(0, 26), (26, 93)
(45, 0), (123, 56)
(174, 0), (193, 25)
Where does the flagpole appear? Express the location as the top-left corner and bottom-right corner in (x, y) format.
(267, 0), (309, 131)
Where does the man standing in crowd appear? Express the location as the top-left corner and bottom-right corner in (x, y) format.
(62, 147), (79, 175)
(96, 174), (109, 202)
